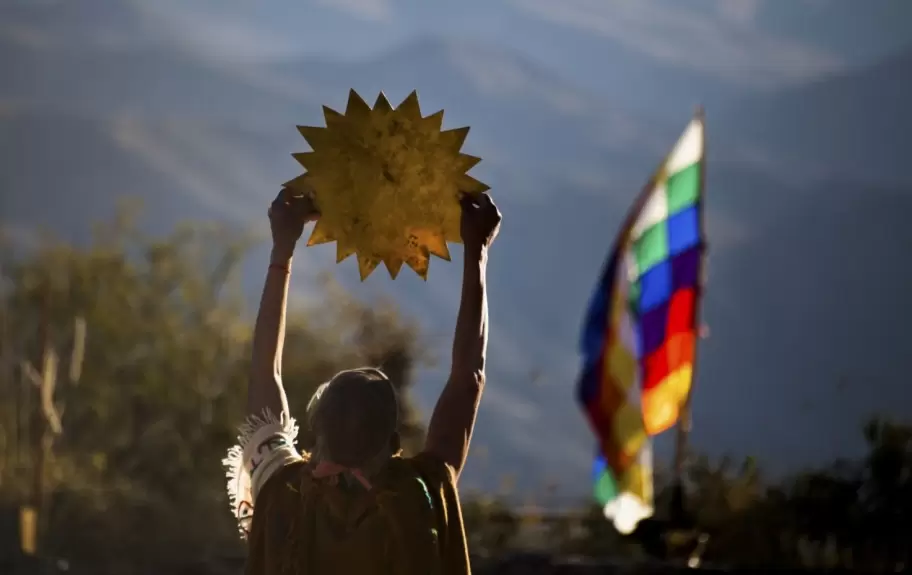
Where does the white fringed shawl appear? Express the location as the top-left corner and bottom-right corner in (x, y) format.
(222, 409), (300, 538)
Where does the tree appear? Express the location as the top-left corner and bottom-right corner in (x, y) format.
(0, 209), (430, 573)
(460, 491), (521, 558)
(858, 417), (912, 567)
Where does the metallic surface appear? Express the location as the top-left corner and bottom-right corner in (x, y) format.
(285, 89), (489, 280)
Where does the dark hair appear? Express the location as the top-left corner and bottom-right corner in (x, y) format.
(307, 367), (399, 468)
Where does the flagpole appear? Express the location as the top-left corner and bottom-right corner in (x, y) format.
(672, 105), (707, 486)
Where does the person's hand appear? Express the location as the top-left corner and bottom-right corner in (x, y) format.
(269, 187), (319, 255)
(460, 192), (502, 252)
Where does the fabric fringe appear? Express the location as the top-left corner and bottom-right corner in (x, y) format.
(222, 408), (299, 538)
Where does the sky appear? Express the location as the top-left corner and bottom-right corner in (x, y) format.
(3, 0), (911, 492)
(135, 0), (911, 87)
(130, 0), (911, 476)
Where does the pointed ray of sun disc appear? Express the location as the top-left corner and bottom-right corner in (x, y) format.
(307, 219), (336, 246)
(405, 252), (430, 281)
(345, 89), (371, 120)
(440, 126), (470, 150)
(456, 153), (482, 172)
(297, 125), (331, 149)
(336, 241), (356, 263)
(282, 173), (312, 193)
(411, 228), (451, 261)
(396, 90), (422, 120)
(374, 92), (393, 113)
(427, 237), (451, 261)
(459, 174), (491, 195)
(322, 105), (345, 128)
(292, 152), (316, 170)
(357, 254), (380, 280)
(384, 257), (404, 279)
(422, 109), (444, 132)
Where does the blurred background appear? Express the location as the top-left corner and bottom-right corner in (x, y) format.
(1, 0), (910, 572)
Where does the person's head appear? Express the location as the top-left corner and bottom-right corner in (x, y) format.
(307, 367), (401, 472)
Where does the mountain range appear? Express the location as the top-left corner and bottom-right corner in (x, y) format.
(2, 2), (911, 499)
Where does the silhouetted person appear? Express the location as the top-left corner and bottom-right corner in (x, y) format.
(223, 188), (502, 575)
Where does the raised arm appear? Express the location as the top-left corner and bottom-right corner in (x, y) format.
(425, 193), (502, 479)
(247, 188), (319, 418)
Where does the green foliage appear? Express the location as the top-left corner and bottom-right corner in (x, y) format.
(459, 424), (912, 570)
(1, 211), (910, 573)
(0, 211), (429, 571)
(462, 494), (521, 558)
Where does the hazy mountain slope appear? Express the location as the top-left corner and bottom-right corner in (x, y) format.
(0, 108), (293, 238)
(494, 18), (750, 124)
(0, 0), (147, 43)
(715, 47), (912, 186)
(692, 174), (912, 468)
(3, 32), (911, 495)
(274, 38), (674, 189)
(1, 109), (193, 239)
(0, 41), (303, 127)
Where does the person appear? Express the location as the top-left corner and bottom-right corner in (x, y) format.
(223, 187), (502, 575)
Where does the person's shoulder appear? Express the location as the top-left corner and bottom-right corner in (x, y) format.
(395, 451), (457, 488)
(258, 454), (312, 498)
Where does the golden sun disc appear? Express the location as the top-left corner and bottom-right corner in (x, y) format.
(283, 89), (489, 280)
